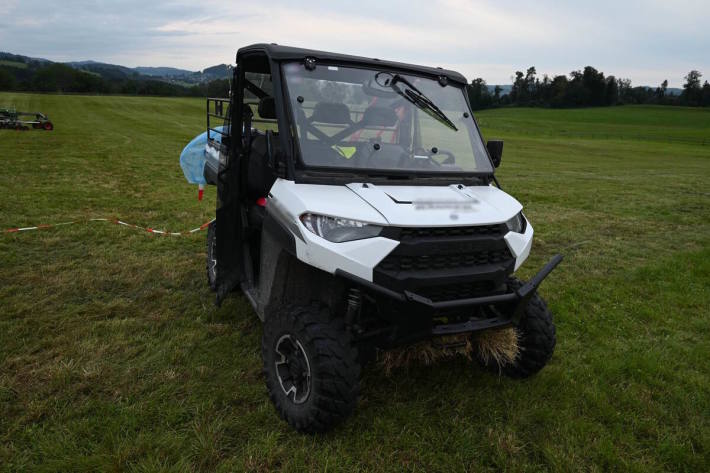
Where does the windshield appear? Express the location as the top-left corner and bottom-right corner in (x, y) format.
(282, 62), (493, 175)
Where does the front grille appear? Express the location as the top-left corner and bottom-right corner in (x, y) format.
(373, 224), (516, 297)
(378, 248), (512, 272)
(398, 224), (506, 240)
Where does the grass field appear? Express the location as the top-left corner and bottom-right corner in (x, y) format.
(0, 61), (28, 69)
(1, 93), (709, 472)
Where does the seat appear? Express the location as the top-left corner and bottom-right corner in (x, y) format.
(248, 133), (277, 198)
(246, 96), (278, 197)
(245, 97), (279, 229)
(360, 106), (398, 127)
(309, 102), (352, 125)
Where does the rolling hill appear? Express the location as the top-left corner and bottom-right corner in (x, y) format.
(1, 52), (231, 85)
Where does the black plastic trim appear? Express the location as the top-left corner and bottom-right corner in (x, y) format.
(431, 315), (511, 335)
(292, 171), (492, 186)
(334, 269), (407, 302)
(262, 210), (296, 256)
(238, 43), (468, 85)
(337, 254), (563, 312)
(204, 159), (218, 185)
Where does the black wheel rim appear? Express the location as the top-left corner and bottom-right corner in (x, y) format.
(274, 334), (311, 404)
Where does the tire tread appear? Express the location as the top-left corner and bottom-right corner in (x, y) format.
(262, 303), (361, 433)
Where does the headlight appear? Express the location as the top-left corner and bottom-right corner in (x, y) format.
(505, 212), (526, 234)
(300, 213), (383, 243)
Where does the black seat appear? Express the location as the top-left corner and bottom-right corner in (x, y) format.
(245, 97), (279, 229)
(246, 97), (278, 197)
(309, 102), (352, 125)
(248, 133), (277, 198)
(360, 106), (398, 127)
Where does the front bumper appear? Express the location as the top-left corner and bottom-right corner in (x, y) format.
(336, 254), (563, 337)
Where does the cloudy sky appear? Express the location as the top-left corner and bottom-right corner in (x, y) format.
(2, 0), (708, 87)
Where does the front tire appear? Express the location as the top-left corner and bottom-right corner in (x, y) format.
(477, 278), (556, 378)
(262, 304), (361, 433)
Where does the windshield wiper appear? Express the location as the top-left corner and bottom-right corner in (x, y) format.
(389, 74), (458, 131)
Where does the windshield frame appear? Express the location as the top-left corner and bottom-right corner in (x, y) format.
(279, 60), (496, 184)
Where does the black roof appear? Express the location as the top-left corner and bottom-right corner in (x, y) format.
(237, 43), (468, 85)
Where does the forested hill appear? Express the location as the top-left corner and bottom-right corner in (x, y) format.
(0, 52), (231, 97)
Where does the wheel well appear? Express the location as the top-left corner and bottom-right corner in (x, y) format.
(257, 230), (346, 321)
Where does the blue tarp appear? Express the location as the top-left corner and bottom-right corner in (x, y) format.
(179, 127), (226, 185)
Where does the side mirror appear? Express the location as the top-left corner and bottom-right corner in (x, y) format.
(487, 140), (503, 168)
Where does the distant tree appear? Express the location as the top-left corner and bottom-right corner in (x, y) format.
(566, 70), (589, 106)
(629, 87), (655, 104)
(537, 74), (551, 103)
(524, 67), (537, 102)
(702, 81), (710, 107)
(510, 71), (525, 103)
(682, 70), (702, 105)
(493, 85), (502, 101)
(581, 66), (606, 106)
(684, 70), (702, 89)
(0, 68), (17, 90)
(656, 79), (668, 99)
(604, 75), (618, 105)
(616, 78), (632, 103)
(549, 75), (569, 107)
(466, 78), (493, 110)
(206, 78), (230, 98)
(32, 63), (73, 92)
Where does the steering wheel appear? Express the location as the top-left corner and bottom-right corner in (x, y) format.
(435, 149), (456, 165)
(397, 147), (443, 169)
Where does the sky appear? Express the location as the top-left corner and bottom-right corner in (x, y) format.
(1, 0), (708, 87)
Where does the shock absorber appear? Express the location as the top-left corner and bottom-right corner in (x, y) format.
(345, 288), (362, 326)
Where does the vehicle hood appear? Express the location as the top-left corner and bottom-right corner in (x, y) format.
(345, 183), (522, 226)
(268, 180), (522, 228)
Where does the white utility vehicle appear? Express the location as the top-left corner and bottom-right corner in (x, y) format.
(193, 44), (562, 432)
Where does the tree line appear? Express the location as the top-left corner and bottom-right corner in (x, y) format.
(467, 67), (710, 110)
(4, 58), (710, 109)
(0, 62), (230, 97)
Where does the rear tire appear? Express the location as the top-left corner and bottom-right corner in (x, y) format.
(476, 278), (556, 378)
(262, 304), (361, 433)
(206, 221), (217, 291)
(43, 122), (54, 131)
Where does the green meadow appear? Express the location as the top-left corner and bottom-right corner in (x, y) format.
(1, 93), (709, 472)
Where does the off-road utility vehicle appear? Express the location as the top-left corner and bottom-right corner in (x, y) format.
(187, 44), (562, 433)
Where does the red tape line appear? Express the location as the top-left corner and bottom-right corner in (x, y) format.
(3, 218), (215, 236)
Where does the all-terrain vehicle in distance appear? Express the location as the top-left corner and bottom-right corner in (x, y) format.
(198, 44), (562, 432)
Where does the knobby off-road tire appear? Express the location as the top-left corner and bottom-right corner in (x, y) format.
(477, 277), (556, 379)
(262, 304), (361, 433)
(206, 221), (217, 291)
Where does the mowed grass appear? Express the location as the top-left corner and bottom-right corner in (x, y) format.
(0, 61), (28, 69)
(1, 94), (709, 472)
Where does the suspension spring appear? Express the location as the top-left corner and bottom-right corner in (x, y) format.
(345, 288), (362, 325)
